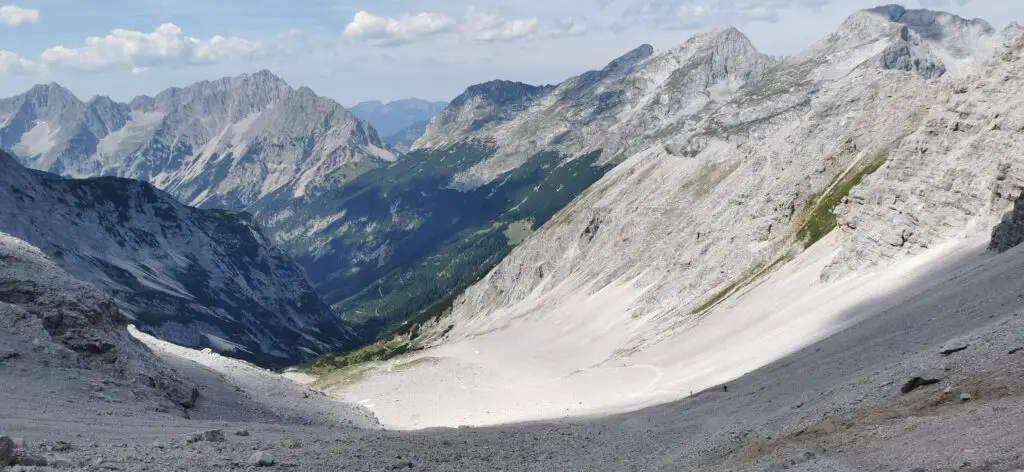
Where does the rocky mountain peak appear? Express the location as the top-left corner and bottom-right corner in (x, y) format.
(230, 69), (293, 94)
(416, 81), (553, 148)
(866, 4), (994, 39)
(24, 82), (80, 104)
(418, 26), (771, 184)
(602, 44), (655, 74)
(0, 150), (358, 366)
(8, 82), (82, 120)
(455, 80), (553, 108)
(690, 26), (749, 46)
(86, 94), (118, 107)
(149, 69), (293, 117)
(3, 69), (393, 212)
(803, 4), (999, 80)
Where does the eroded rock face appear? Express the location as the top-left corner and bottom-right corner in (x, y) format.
(989, 192), (1024, 253)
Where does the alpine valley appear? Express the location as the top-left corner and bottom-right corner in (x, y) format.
(4, 36), (773, 346)
(3, 4), (1024, 471)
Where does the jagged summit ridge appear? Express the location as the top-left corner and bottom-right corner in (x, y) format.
(867, 4), (995, 39)
(418, 27), (772, 189)
(0, 70), (391, 211)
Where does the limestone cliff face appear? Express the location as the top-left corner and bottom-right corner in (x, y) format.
(416, 28), (773, 189)
(413, 7), (1015, 355)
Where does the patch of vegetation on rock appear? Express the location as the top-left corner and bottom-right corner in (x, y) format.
(796, 147), (889, 248)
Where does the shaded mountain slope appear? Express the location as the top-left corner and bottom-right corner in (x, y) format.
(0, 150), (355, 366)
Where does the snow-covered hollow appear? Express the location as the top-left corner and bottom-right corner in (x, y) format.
(337, 235), (987, 429)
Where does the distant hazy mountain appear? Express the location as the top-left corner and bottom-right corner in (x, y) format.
(0, 149), (356, 367)
(351, 99), (448, 137)
(383, 120), (431, 153)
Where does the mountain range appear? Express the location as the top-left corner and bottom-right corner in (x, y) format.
(4, 30), (780, 346)
(3, 4), (1017, 376)
(0, 70), (393, 211)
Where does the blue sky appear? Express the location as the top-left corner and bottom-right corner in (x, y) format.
(1, 0), (1022, 105)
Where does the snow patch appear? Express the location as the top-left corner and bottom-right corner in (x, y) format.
(12, 121), (59, 157)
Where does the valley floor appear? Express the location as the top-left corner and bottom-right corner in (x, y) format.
(3, 233), (1024, 470)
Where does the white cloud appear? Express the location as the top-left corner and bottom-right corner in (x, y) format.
(463, 7), (540, 42)
(0, 49), (33, 73)
(461, 8), (588, 42)
(621, 0), (831, 29)
(0, 4), (40, 26)
(546, 17), (589, 38)
(344, 10), (456, 46)
(39, 23), (262, 72)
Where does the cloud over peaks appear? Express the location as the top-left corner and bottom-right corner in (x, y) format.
(344, 11), (457, 46)
(0, 49), (33, 73)
(39, 23), (262, 72)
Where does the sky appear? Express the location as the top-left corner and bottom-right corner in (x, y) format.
(1, 0), (1022, 106)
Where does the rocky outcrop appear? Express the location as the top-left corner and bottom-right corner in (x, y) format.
(989, 191), (1024, 253)
(417, 80), (554, 151)
(0, 232), (197, 411)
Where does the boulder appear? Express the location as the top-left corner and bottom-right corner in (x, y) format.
(939, 342), (969, 356)
(0, 436), (15, 466)
(989, 191), (1024, 252)
(248, 451), (275, 467)
(901, 377), (941, 394)
(16, 455), (47, 466)
(184, 429), (226, 444)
